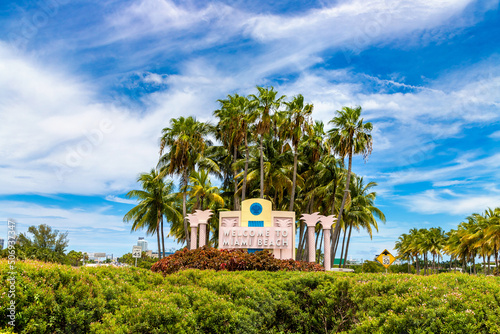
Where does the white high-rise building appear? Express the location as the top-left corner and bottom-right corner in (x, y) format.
(137, 237), (148, 252)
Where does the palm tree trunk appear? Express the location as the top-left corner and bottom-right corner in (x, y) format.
(304, 235), (309, 261)
(432, 254), (436, 275)
(487, 255), (491, 275)
(494, 244), (498, 271)
(416, 254), (420, 275)
(156, 224), (162, 260)
(482, 255), (486, 275)
(342, 224), (353, 268)
(318, 229), (323, 265)
(289, 150), (298, 211)
(297, 222), (305, 260)
(160, 212), (165, 258)
(331, 150), (352, 262)
(259, 136), (264, 199)
(314, 229), (321, 263)
(338, 227), (347, 268)
(425, 253), (428, 275)
(298, 226), (308, 260)
(332, 229), (341, 267)
(330, 181), (337, 215)
(233, 145), (239, 210)
(182, 170), (189, 249)
(241, 134), (249, 202)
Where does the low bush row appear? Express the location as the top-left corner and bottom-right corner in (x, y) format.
(1, 260), (500, 333)
(151, 247), (324, 274)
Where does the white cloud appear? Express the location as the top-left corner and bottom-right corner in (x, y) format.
(0, 200), (125, 231)
(244, 0), (477, 55)
(489, 130), (500, 139)
(381, 153), (500, 186)
(403, 189), (500, 215)
(0, 42), (163, 195)
(433, 180), (470, 187)
(105, 195), (137, 205)
(0, 201), (181, 255)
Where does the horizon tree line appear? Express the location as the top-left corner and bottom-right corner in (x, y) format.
(124, 86), (386, 267)
(395, 207), (500, 275)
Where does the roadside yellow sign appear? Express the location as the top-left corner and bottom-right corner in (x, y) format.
(376, 249), (396, 268)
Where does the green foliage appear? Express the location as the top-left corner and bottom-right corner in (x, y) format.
(3, 260), (500, 333)
(14, 224), (69, 263)
(66, 251), (87, 267)
(118, 252), (158, 269)
(151, 247), (324, 274)
(353, 260), (385, 273)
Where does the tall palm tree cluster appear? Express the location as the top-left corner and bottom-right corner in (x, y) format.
(124, 86), (385, 265)
(395, 207), (500, 275)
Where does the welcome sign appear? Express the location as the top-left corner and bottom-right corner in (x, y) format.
(220, 227), (291, 248)
(219, 199), (295, 260)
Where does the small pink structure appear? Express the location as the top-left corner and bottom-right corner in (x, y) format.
(195, 210), (213, 247)
(186, 213), (199, 250)
(300, 213), (322, 263)
(319, 215), (336, 271)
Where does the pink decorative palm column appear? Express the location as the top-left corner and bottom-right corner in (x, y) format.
(195, 210), (213, 247)
(319, 215), (336, 271)
(187, 214), (199, 250)
(300, 213), (321, 263)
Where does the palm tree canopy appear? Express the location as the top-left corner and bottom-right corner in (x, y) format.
(328, 106), (373, 160)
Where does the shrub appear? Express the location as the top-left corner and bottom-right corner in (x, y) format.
(151, 247), (324, 275)
(2, 259), (500, 333)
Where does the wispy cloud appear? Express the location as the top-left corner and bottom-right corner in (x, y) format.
(402, 189), (500, 215)
(105, 195), (137, 205)
(489, 130), (500, 139)
(381, 153), (500, 186)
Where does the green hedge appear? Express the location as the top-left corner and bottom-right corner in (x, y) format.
(1, 260), (500, 333)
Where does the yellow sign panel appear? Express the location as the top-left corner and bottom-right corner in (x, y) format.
(376, 249), (396, 268)
(240, 199), (273, 227)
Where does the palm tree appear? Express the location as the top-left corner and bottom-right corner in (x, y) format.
(250, 86), (285, 198)
(123, 169), (180, 259)
(214, 94), (249, 210)
(408, 228), (422, 274)
(242, 136), (293, 207)
(189, 169), (224, 210)
(313, 154), (343, 265)
(428, 227), (445, 274)
(395, 233), (413, 273)
(444, 229), (462, 272)
(484, 207), (500, 271)
(158, 116), (214, 249)
(457, 218), (478, 274)
(282, 94), (313, 211)
(327, 106), (373, 263)
(340, 176), (385, 268)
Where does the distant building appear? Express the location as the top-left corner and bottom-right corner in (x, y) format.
(0, 238), (4, 250)
(137, 237), (148, 252)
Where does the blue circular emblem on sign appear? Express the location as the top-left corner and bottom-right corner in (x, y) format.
(250, 203), (263, 216)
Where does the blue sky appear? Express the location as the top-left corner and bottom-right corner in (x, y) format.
(0, 0), (499, 259)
